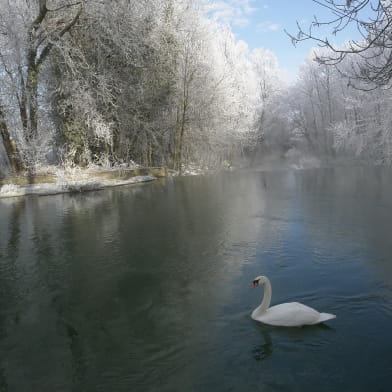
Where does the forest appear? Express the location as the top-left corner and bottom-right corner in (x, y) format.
(1, 0), (392, 176)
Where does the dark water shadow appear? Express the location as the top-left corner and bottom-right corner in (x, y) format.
(250, 318), (335, 361)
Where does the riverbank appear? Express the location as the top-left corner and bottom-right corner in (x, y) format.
(0, 167), (166, 199)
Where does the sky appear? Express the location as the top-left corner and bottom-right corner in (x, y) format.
(206, 0), (370, 82)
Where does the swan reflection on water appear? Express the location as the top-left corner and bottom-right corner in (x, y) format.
(251, 317), (335, 362)
(251, 324), (273, 361)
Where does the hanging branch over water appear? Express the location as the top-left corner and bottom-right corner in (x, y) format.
(287, 0), (392, 89)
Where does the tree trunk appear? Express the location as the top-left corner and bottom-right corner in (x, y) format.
(0, 102), (25, 173)
(26, 66), (39, 139)
(17, 66), (29, 134)
(23, 0), (83, 140)
(177, 100), (187, 173)
(173, 76), (189, 172)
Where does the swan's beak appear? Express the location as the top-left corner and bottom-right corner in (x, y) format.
(252, 280), (259, 289)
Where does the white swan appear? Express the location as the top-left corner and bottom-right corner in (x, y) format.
(251, 275), (336, 327)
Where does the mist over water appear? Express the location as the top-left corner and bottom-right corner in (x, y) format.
(1, 167), (391, 391)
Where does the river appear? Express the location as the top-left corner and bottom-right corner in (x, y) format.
(0, 167), (391, 391)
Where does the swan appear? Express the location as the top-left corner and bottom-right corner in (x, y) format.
(251, 275), (336, 327)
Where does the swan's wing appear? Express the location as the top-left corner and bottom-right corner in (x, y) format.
(257, 302), (321, 327)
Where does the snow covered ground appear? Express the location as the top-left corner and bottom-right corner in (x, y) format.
(0, 175), (156, 199)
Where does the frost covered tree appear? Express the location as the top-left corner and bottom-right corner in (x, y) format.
(0, 0), (83, 172)
(171, 12), (261, 171)
(0, 98), (25, 172)
(282, 0), (392, 165)
(249, 48), (289, 163)
(0, 0), (288, 173)
(285, 48), (392, 165)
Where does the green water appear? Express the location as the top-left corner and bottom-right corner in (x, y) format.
(0, 168), (391, 391)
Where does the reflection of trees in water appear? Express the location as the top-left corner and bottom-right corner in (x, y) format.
(0, 197), (74, 390)
(0, 198), (25, 259)
(117, 175), (271, 389)
(0, 174), (272, 390)
(0, 190), (131, 390)
(0, 199), (26, 392)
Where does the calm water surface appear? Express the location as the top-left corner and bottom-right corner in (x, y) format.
(0, 167), (392, 392)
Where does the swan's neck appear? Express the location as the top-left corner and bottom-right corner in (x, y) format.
(258, 278), (272, 314)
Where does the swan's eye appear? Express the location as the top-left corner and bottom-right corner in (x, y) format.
(252, 280), (259, 288)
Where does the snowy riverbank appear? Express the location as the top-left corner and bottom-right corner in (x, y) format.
(0, 166), (167, 199)
(0, 175), (157, 199)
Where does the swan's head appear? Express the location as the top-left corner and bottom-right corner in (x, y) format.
(252, 275), (268, 288)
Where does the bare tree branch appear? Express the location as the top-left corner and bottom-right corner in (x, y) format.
(287, 0), (392, 88)
(36, 3), (83, 67)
